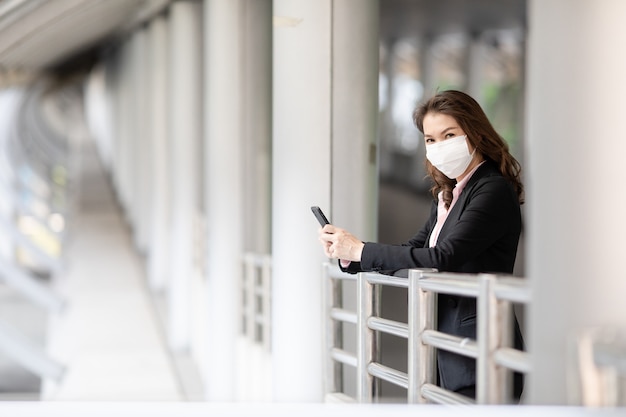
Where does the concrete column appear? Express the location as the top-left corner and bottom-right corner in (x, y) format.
(167, 0), (203, 351)
(465, 33), (485, 104)
(204, 0), (273, 401)
(147, 14), (171, 292)
(242, 0), (273, 255)
(102, 46), (122, 189)
(526, 0), (626, 404)
(131, 28), (151, 253)
(272, 0), (378, 401)
(113, 38), (134, 215)
(420, 36), (436, 98)
(331, 1), (378, 245)
(379, 38), (395, 183)
(122, 32), (143, 229)
(203, 0), (244, 400)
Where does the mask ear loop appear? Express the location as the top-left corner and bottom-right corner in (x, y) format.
(465, 136), (479, 162)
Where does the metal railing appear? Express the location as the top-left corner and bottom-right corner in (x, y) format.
(322, 262), (531, 404)
(0, 83), (72, 384)
(322, 262), (359, 403)
(241, 252), (272, 351)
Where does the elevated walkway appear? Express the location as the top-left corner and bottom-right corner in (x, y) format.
(41, 131), (182, 401)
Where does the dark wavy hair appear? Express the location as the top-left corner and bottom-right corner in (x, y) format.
(413, 90), (524, 208)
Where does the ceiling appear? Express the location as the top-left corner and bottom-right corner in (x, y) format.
(0, 0), (171, 72)
(0, 0), (526, 73)
(380, 0), (526, 41)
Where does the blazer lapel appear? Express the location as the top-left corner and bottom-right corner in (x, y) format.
(436, 161), (498, 241)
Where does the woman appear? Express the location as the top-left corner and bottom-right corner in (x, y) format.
(318, 90), (524, 400)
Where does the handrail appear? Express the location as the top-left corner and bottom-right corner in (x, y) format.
(322, 263), (357, 403)
(322, 264), (531, 405)
(412, 271), (530, 404)
(0, 256), (65, 313)
(0, 320), (65, 382)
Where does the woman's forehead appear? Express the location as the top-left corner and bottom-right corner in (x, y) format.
(423, 113), (460, 133)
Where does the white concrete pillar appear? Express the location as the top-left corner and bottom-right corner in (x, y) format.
(102, 47), (122, 188)
(465, 33), (485, 104)
(204, 0), (273, 401)
(203, 0), (245, 400)
(147, 15), (171, 292)
(526, 0), (626, 404)
(121, 32), (143, 229)
(113, 38), (134, 215)
(131, 28), (151, 253)
(242, 0), (273, 255)
(331, 1), (379, 244)
(378, 38), (396, 176)
(167, 0), (203, 351)
(272, 0), (378, 401)
(420, 36), (437, 98)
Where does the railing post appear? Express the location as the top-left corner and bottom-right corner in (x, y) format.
(477, 273), (501, 404)
(261, 256), (271, 351)
(357, 272), (375, 402)
(322, 263), (343, 396)
(408, 269), (437, 403)
(243, 254), (255, 341)
(499, 293), (513, 401)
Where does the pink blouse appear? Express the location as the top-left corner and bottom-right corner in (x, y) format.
(429, 161), (484, 247)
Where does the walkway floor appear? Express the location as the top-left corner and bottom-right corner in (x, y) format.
(38, 137), (182, 401)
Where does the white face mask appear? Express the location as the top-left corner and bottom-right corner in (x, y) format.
(426, 135), (475, 179)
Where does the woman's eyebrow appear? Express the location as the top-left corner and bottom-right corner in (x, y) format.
(425, 126), (457, 137)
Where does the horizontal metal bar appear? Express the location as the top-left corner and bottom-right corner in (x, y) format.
(324, 392), (356, 403)
(494, 347), (532, 374)
(367, 317), (408, 339)
(330, 347), (357, 368)
(242, 253), (271, 267)
(367, 362), (408, 389)
(419, 271), (477, 281)
(494, 278), (531, 304)
(417, 277), (480, 297)
(0, 321), (64, 381)
(422, 329), (478, 359)
(421, 383), (476, 405)
(253, 287), (266, 296)
(364, 274), (408, 288)
(0, 257), (65, 313)
(330, 308), (357, 325)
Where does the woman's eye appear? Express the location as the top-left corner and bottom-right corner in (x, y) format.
(445, 133), (456, 139)
(425, 138), (435, 144)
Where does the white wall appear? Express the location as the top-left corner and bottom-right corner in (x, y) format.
(526, 0), (626, 404)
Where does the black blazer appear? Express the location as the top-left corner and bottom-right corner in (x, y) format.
(342, 160), (523, 396)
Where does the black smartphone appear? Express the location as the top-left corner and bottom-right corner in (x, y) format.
(311, 206), (330, 226)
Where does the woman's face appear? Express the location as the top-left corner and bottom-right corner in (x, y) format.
(422, 112), (473, 151)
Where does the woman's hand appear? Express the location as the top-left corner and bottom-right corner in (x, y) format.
(318, 224), (364, 262)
